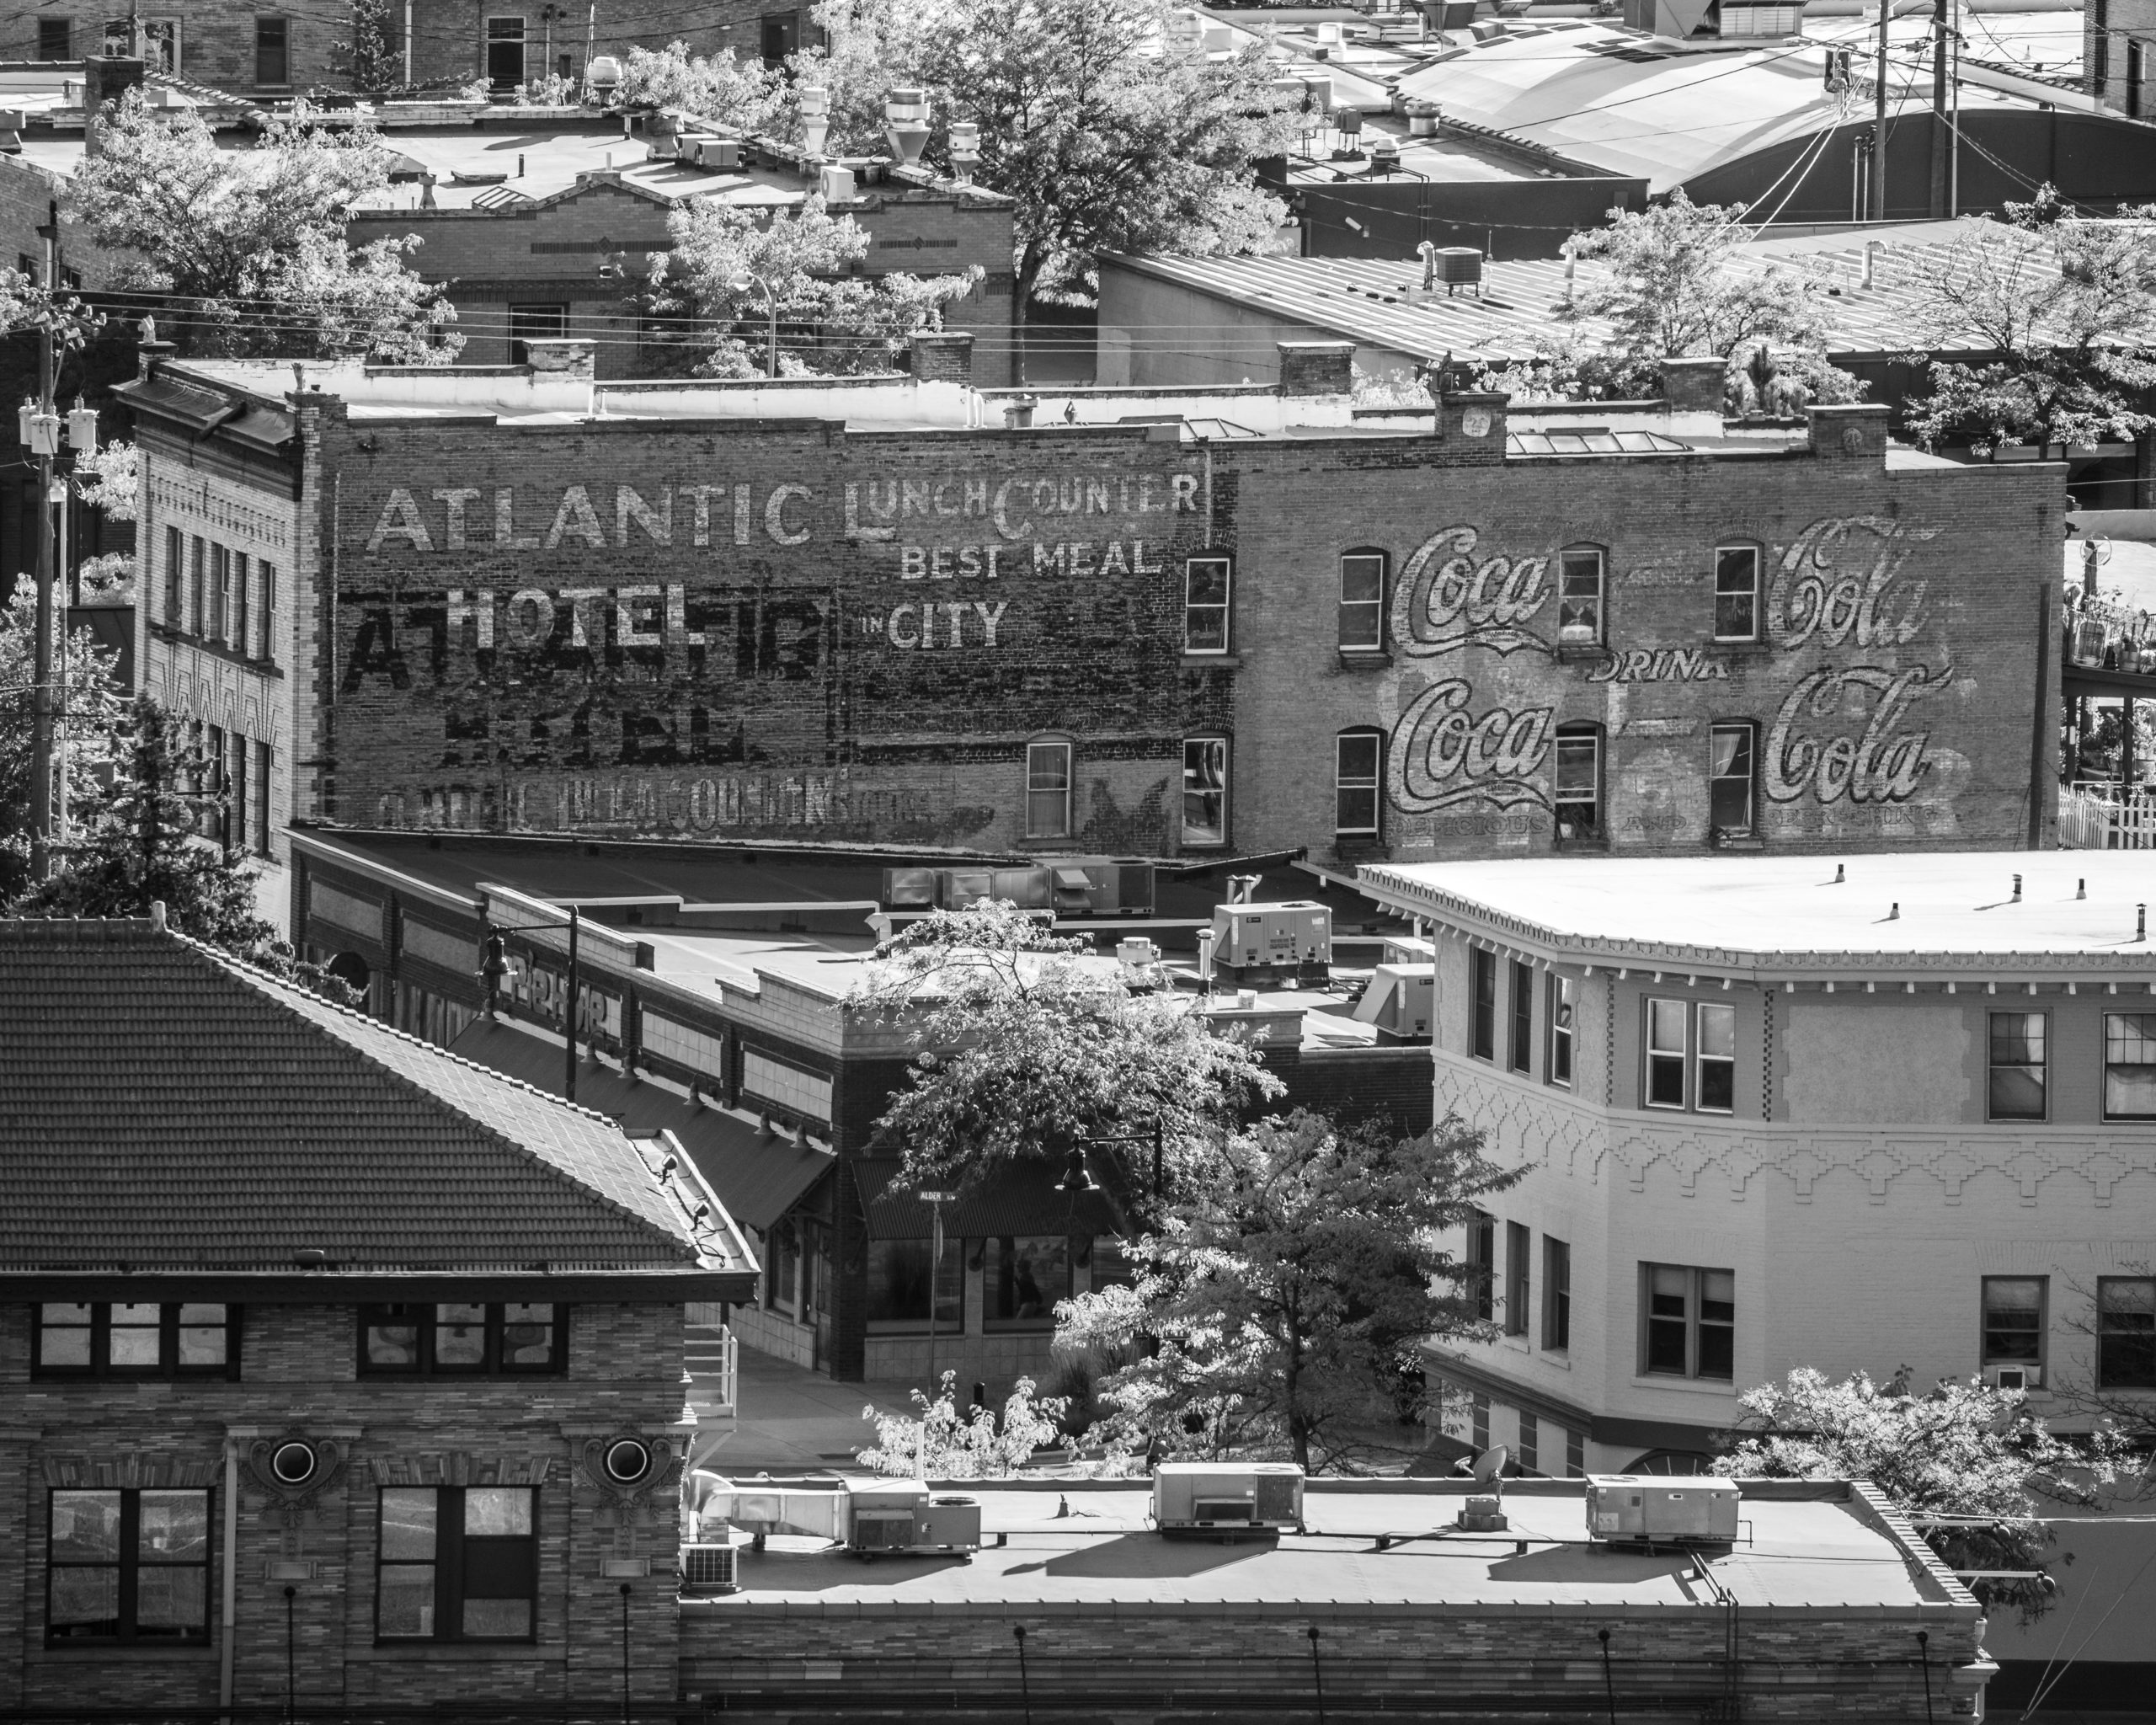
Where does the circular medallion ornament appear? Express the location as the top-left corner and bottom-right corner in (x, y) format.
(604, 1438), (652, 1485)
(1841, 426), (1865, 452)
(1460, 409), (1493, 439)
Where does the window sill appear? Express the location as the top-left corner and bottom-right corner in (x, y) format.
(1337, 647), (1392, 669)
(147, 628), (284, 681)
(37, 1645), (217, 1661)
(866, 1322), (967, 1336)
(1554, 643), (1604, 662)
(359, 1644), (547, 1662)
(1711, 641), (1771, 654)
(1629, 1375), (1737, 1397)
(981, 1322), (1056, 1334)
(1710, 830), (1764, 852)
(1182, 653), (1240, 670)
(1551, 835), (1609, 854)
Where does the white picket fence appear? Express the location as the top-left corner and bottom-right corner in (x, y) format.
(2060, 782), (2156, 849)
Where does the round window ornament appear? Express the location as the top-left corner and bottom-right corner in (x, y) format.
(270, 1440), (318, 1487)
(1460, 408), (1493, 439)
(604, 1438), (652, 1485)
(1840, 425), (1865, 452)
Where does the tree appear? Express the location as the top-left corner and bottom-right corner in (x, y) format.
(1055, 1108), (1518, 1473)
(1903, 188), (2156, 458)
(856, 1371), (1076, 1477)
(0, 581), (128, 904)
(636, 194), (979, 377)
(1556, 193), (1864, 404)
(862, 901), (1281, 1216)
(617, 40), (786, 136)
(339, 0), (400, 91)
(69, 91), (461, 363)
(798, 0), (1300, 349)
(1713, 1367), (2125, 1621)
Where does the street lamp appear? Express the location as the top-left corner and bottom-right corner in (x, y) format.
(479, 903), (586, 1103)
(728, 272), (779, 378)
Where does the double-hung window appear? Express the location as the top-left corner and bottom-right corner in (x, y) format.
(1503, 1220), (1530, 1337)
(1024, 740), (1072, 840)
(254, 15), (290, 84)
(1508, 959), (1533, 1073)
(377, 1487), (538, 1642)
(1980, 1276), (2046, 1371)
(1338, 551), (1385, 649)
(1709, 722), (1757, 836)
(2104, 1012), (2156, 1120)
(1466, 1210), (1495, 1322)
(1645, 1001), (1736, 1113)
(1470, 948), (1496, 1060)
(209, 545), (229, 644)
(1988, 1012), (2048, 1120)
(1556, 547), (1604, 646)
(1334, 731), (1381, 836)
(1713, 545), (1760, 642)
(34, 1302), (237, 1377)
(1642, 1263), (1735, 1381)
(1182, 556), (1231, 654)
(163, 526), (182, 628)
(1548, 973), (1576, 1087)
(1554, 726), (1602, 839)
(1182, 737), (1227, 847)
(2097, 1278), (2156, 1389)
(189, 536), (206, 635)
(359, 1304), (565, 1375)
(257, 563), (278, 663)
(231, 551), (249, 654)
(1543, 1237), (1572, 1350)
(48, 1488), (211, 1643)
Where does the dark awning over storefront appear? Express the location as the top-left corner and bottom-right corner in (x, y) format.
(853, 1156), (1123, 1242)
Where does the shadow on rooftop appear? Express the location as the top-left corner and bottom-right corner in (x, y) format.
(1024, 1533), (1277, 1580)
(1483, 1543), (1687, 1585)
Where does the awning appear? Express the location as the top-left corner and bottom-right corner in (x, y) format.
(449, 1020), (834, 1231)
(854, 1156), (1123, 1242)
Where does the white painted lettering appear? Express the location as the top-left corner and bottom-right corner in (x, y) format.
(1171, 474), (1199, 512)
(766, 484), (811, 546)
(447, 588), (494, 649)
(931, 547), (954, 579)
(888, 604), (919, 648)
(681, 483), (718, 547)
(558, 586), (607, 647)
(432, 488), (481, 551)
(495, 488), (541, 549)
(899, 546), (928, 579)
(1099, 540), (1129, 576)
(975, 600), (1006, 645)
(545, 487), (606, 550)
(846, 483), (896, 542)
(665, 584), (707, 645)
(616, 585), (663, 646)
(616, 486), (672, 547)
(366, 489), (432, 553)
(733, 485), (752, 545)
(504, 589), (556, 649)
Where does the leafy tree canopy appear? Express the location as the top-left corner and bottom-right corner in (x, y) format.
(862, 901), (1281, 1215)
(0, 582), (128, 903)
(1714, 1366), (2125, 1620)
(1903, 188), (2156, 457)
(856, 1371), (1070, 1477)
(1056, 1108), (1518, 1472)
(638, 194), (977, 377)
(69, 92), (462, 362)
(618, 40), (787, 136)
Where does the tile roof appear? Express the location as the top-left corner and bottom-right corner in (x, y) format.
(0, 917), (740, 1275)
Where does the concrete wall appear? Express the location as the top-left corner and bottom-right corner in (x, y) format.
(0, 1299), (687, 1711)
(1097, 263), (1418, 390)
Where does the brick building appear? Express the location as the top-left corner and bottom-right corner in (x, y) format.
(278, 826), (1437, 1387)
(0, 913), (755, 1712)
(118, 342), (2058, 938)
(680, 1474), (1996, 1722)
(1355, 849), (2156, 1474)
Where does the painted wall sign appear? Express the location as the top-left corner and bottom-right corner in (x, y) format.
(1387, 678), (1555, 814)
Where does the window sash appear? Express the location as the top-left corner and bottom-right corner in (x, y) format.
(1182, 557), (1231, 654)
(2098, 1277), (2156, 1389)
(254, 16), (289, 83)
(1504, 1220), (1529, 1337)
(865, 1236), (964, 1328)
(47, 1488), (211, 1644)
(1709, 724), (1756, 833)
(1548, 975), (1574, 1087)
(1338, 553), (1385, 648)
(2104, 1012), (2156, 1120)
(1695, 1001), (1736, 1114)
(1988, 1012), (2048, 1121)
(1182, 737), (1227, 846)
(1646, 998), (1687, 1108)
(1713, 546), (1760, 641)
(1643, 1263), (1734, 1381)
(1543, 1237), (1571, 1351)
(1467, 1213), (1495, 1322)
(376, 1487), (538, 1643)
(1334, 734), (1380, 835)
(358, 1305), (564, 1375)
(1024, 742), (1071, 839)
(258, 563), (278, 662)
(1469, 948), (1496, 1060)
(34, 1303), (234, 1378)
(1556, 550), (1603, 644)
(1554, 733), (1600, 835)
(1981, 1276), (2046, 1365)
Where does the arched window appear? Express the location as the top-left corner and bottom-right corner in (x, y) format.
(1557, 544), (1606, 648)
(1338, 547), (1388, 650)
(1553, 723), (1603, 841)
(1024, 736), (1073, 840)
(1713, 543), (1763, 643)
(1334, 729), (1385, 837)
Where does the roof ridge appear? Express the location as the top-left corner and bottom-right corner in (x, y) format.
(168, 932), (707, 1264)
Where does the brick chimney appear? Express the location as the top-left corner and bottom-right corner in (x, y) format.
(1807, 403), (1892, 461)
(910, 330), (974, 385)
(522, 338), (595, 379)
(1432, 388), (1508, 462)
(1276, 339), (1355, 397)
(82, 55), (145, 156)
(1662, 355), (1728, 414)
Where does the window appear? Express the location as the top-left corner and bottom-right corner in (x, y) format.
(865, 1236), (963, 1329)
(253, 741), (273, 856)
(766, 1223), (799, 1312)
(2104, 1012), (2156, 1120)
(1466, 1210), (1495, 1322)
(1508, 959), (1533, 1073)
(1469, 947), (1496, 1060)
(1182, 556), (1231, 654)
(1556, 546), (1604, 646)
(987, 1235), (1068, 1327)
(257, 563), (277, 662)
(1470, 1391), (1489, 1452)
(1566, 1427), (1585, 1478)
(1554, 725), (1601, 840)
(1709, 722), (1756, 836)
(1713, 545), (1760, 641)
(37, 17), (72, 58)
(358, 1304), (565, 1375)
(1695, 1001), (1735, 1114)
(1334, 731), (1381, 836)
(1518, 1413), (1539, 1473)
(1182, 736), (1227, 847)
(48, 1489), (211, 1644)
(1024, 740), (1071, 840)
(1504, 1220), (1529, 1337)
(34, 1303), (235, 1377)
(485, 14), (527, 90)
(205, 725), (227, 846)
(507, 301), (567, 364)
(1642, 1263), (1735, 1381)
(1981, 1277), (2046, 1368)
(253, 16), (290, 83)
(2097, 1278), (2156, 1389)
(1988, 1012), (2048, 1121)
(229, 738), (248, 859)
(104, 17), (182, 71)
(1543, 1236), (1571, 1351)
(1548, 973), (1575, 1087)
(1646, 998), (1687, 1108)
(231, 551), (249, 654)
(209, 545), (228, 644)
(189, 536), (205, 635)
(163, 526), (181, 626)
(377, 1487), (538, 1642)
(1338, 550), (1385, 649)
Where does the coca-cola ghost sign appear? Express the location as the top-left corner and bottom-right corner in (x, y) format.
(1390, 525), (1554, 658)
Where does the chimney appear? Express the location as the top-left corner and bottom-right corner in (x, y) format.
(522, 338), (595, 379)
(883, 88), (930, 167)
(1276, 339), (1354, 397)
(1661, 355), (1728, 414)
(1806, 402), (1892, 461)
(1432, 388), (1508, 462)
(82, 54), (145, 156)
(910, 330), (974, 385)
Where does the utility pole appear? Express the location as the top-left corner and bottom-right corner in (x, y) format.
(1929, 0), (1949, 216)
(1871, 0), (1890, 223)
(27, 201), (59, 883)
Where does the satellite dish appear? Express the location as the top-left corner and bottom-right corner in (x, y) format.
(1470, 1445), (1510, 1497)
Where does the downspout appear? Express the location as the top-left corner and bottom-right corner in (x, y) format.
(403, 0), (412, 85)
(218, 1435), (238, 1714)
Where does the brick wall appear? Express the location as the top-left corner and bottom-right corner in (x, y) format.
(0, 7), (343, 93)
(1, 1298), (690, 1712)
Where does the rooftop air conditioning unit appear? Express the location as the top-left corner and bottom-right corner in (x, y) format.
(680, 1542), (739, 1594)
(1153, 1462), (1304, 1535)
(883, 867), (937, 910)
(1585, 1476), (1740, 1546)
(695, 137), (741, 172)
(1434, 246), (1483, 294)
(1212, 900), (1332, 985)
(817, 163), (857, 201)
(843, 1480), (982, 1557)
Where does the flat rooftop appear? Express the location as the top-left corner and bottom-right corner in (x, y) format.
(1359, 851), (2156, 974)
(685, 1478), (1959, 1615)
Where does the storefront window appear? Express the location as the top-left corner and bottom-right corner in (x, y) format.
(987, 1236), (1068, 1327)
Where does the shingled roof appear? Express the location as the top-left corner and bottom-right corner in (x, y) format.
(0, 917), (754, 1287)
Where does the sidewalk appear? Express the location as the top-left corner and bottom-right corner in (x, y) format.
(702, 1344), (921, 1475)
